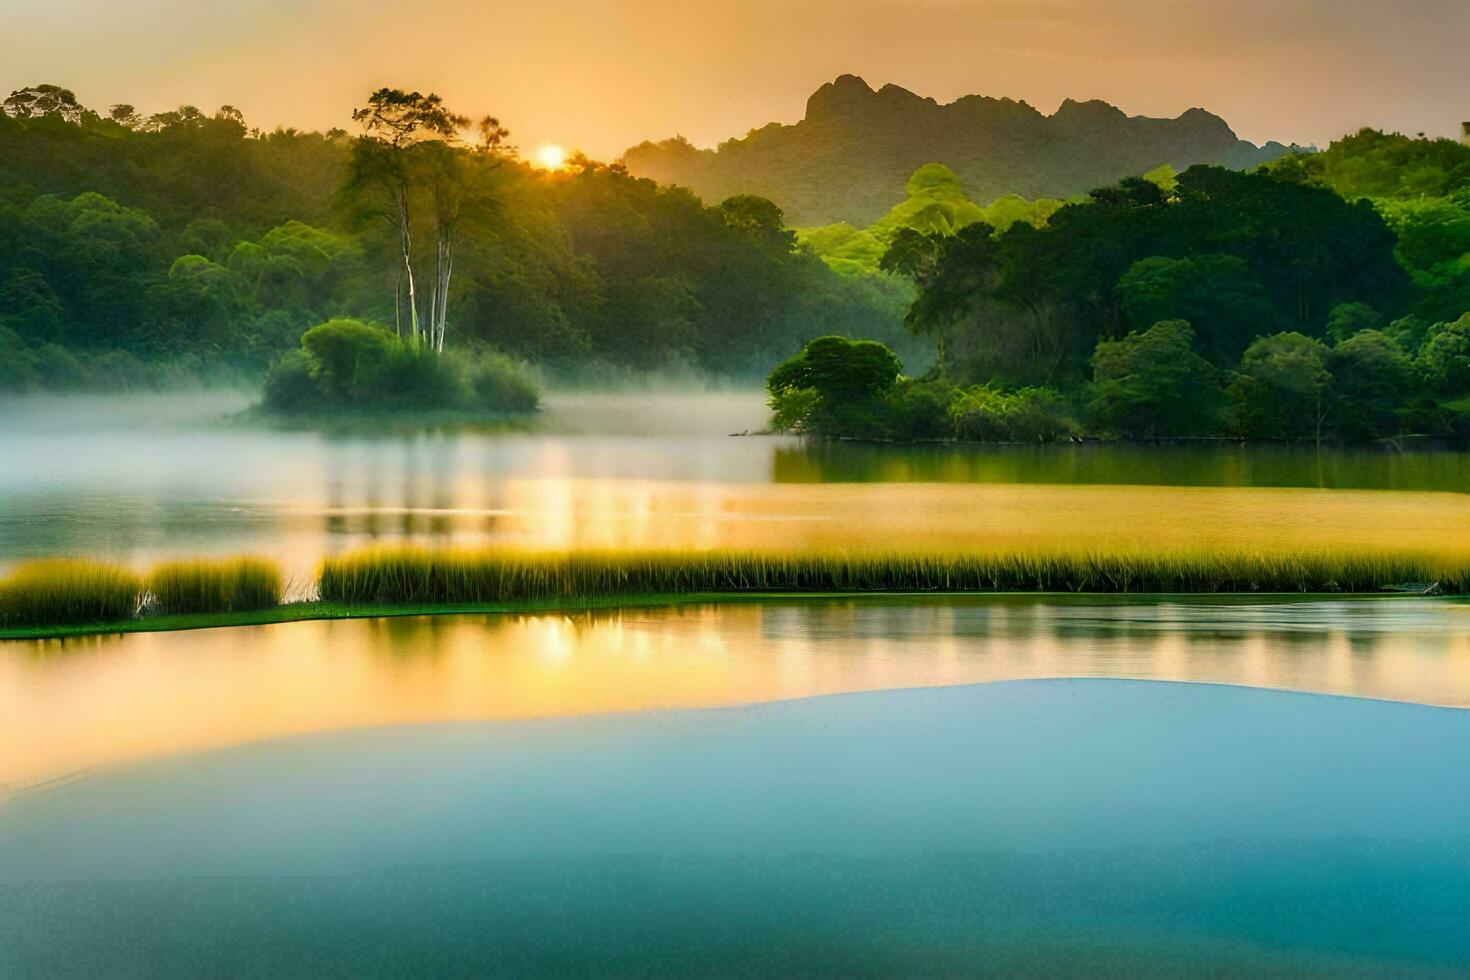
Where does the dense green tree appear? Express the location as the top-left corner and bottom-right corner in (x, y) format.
(901, 165), (1408, 389)
(1087, 320), (1221, 438)
(0, 84), (910, 387)
(1329, 329), (1414, 441)
(1115, 254), (1284, 363)
(1266, 128), (1470, 201)
(767, 335), (903, 435)
(1227, 332), (1332, 440)
(1417, 313), (1470, 396)
(3, 84), (89, 124)
(1325, 302), (1385, 343)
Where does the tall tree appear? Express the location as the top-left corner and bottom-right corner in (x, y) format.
(422, 114), (509, 351)
(346, 89), (465, 347)
(2, 84), (88, 123)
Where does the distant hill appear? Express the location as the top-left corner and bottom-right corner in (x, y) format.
(622, 75), (1306, 226)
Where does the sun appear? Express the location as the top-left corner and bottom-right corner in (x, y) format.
(535, 144), (567, 170)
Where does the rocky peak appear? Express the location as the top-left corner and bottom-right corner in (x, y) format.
(804, 74), (877, 122)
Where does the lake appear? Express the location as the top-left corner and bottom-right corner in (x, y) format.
(2, 391), (1468, 582)
(5, 593), (1470, 793)
(4, 391), (1470, 975)
(4, 680), (1469, 976)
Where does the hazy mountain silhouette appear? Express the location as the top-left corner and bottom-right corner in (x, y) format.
(621, 75), (1305, 226)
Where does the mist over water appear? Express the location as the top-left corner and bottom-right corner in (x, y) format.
(5, 391), (1470, 975)
(3, 391), (1469, 582)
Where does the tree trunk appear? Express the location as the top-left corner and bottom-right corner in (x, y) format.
(438, 246), (453, 353)
(393, 272), (402, 339)
(397, 185), (420, 345)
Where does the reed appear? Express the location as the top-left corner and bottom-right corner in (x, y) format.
(318, 546), (1470, 604)
(0, 559), (144, 627)
(147, 557), (284, 615)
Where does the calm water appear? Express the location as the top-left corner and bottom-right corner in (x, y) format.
(2, 392), (1469, 579)
(4, 681), (1469, 976)
(5, 594), (1469, 793)
(6, 392), (1470, 974)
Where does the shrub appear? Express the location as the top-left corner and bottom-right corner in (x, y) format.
(950, 385), (1079, 442)
(0, 326), (38, 393)
(767, 335), (902, 435)
(883, 380), (955, 440)
(147, 557), (284, 615)
(0, 559), (143, 627)
(1005, 388), (1082, 442)
(949, 385), (1011, 441)
(300, 318), (396, 402)
(379, 342), (473, 408)
(262, 349), (318, 412)
(471, 352), (541, 413)
(263, 318), (540, 416)
(31, 343), (90, 389)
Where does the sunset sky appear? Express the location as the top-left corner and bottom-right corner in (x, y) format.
(4, 0), (1467, 159)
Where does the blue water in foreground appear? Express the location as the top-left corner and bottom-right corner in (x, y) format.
(3, 679), (1470, 976)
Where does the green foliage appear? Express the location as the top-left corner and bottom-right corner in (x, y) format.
(147, 558), (284, 615)
(1417, 313), (1470, 395)
(796, 222), (886, 275)
(1266, 129), (1470, 202)
(1227, 332), (1332, 439)
(261, 349), (316, 411)
(906, 165), (1409, 388)
(1116, 254), (1284, 363)
(470, 351), (541, 414)
(949, 386), (1080, 442)
(264, 317), (540, 415)
(1267, 131), (1470, 325)
(1088, 320), (1221, 438)
(802, 163), (1062, 276)
(0, 559), (142, 627)
(1329, 329), (1414, 441)
(299, 318), (397, 401)
(882, 380), (957, 441)
(0, 90), (913, 387)
(1325, 302), (1384, 343)
(766, 335), (903, 435)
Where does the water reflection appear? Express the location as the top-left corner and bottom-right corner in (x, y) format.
(3, 595), (1467, 793)
(772, 440), (1470, 490)
(3, 393), (1470, 577)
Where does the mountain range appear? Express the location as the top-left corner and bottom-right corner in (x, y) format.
(621, 75), (1307, 226)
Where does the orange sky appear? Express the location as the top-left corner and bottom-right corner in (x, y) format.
(4, 0), (1467, 159)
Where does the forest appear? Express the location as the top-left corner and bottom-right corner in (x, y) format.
(0, 84), (916, 402)
(770, 131), (1470, 445)
(5, 82), (1468, 443)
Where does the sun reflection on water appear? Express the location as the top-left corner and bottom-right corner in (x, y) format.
(3, 597), (1468, 794)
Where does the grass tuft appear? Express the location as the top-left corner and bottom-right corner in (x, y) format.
(0, 559), (144, 627)
(318, 547), (1470, 605)
(147, 557), (284, 615)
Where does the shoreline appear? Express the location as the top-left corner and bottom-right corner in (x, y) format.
(2, 588), (1458, 642)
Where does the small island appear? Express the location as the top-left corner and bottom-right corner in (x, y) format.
(261, 318), (539, 419)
